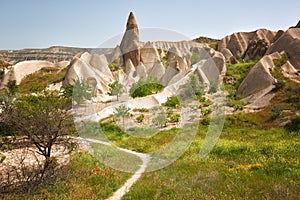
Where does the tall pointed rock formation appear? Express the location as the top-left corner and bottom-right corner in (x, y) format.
(120, 12), (140, 71)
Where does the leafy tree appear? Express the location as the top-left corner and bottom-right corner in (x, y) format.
(165, 95), (180, 108)
(152, 111), (167, 128)
(2, 91), (76, 160)
(114, 104), (131, 127)
(129, 77), (164, 98)
(188, 74), (204, 96)
(7, 80), (18, 95)
(191, 53), (200, 65)
(72, 79), (93, 105)
(108, 81), (124, 101)
(179, 74), (204, 100)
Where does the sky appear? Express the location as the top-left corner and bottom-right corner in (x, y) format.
(0, 0), (299, 50)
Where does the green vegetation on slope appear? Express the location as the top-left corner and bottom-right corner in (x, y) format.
(223, 60), (258, 110)
(18, 67), (67, 94)
(193, 36), (220, 50)
(224, 61), (257, 95)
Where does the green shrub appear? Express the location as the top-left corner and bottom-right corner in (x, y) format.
(29, 85), (47, 93)
(1, 144), (13, 151)
(61, 84), (74, 99)
(132, 108), (149, 112)
(169, 114), (180, 123)
(272, 80), (286, 92)
(227, 99), (245, 111)
(200, 117), (211, 125)
(284, 117), (300, 133)
(99, 122), (127, 141)
(285, 85), (300, 109)
(201, 108), (212, 116)
(209, 82), (218, 94)
(270, 106), (284, 120)
(108, 63), (120, 72)
(136, 114), (145, 123)
(129, 77), (164, 98)
(165, 95), (180, 108)
(273, 54), (288, 68)
(0, 155), (6, 163)
(152, 111), (167, 128)
(166, 109), (174, 117)
(191, 53), (200, 65)
(202, 99), (212, 107)
(7, 80), (18, 95)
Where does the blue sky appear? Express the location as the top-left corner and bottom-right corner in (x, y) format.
(1, 0), (299, 50)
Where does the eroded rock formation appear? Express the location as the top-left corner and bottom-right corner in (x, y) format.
(120, 12), (141, 70)
(266, 26), (300, 70)
(218, 29), (276, 61)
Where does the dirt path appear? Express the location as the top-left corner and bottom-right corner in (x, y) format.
(81, 138), (150, 200)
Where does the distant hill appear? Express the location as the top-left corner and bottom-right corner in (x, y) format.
(193, 36), (220, 49)
(0, 46), (112, 64)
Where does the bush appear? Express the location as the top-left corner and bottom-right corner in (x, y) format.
(132, 108), (149, 112)
(129, 77), (164, 98)
(200, 117), (211, 125)
(272, 80), (286, 92)
(191, 53), (200, 65)
(202, 99), (213, 107)
(0, 144), (13, 151)
(165, 95), (180, 108)
(209, 83), (218, 94)
(227, 99), (245, 111)
(284, 117), (300, 133)
(201, 108), (212, 116)
(273, 54), (288, 68)
(270, 106), (284, 120)
(166, 109), (174, 117)
(29, 85), (46, 93)
(136, 114), (145, 123)
(169, 114), (180, 123)
(108, 63), (120, 72)
(152, 111), (167, 128)
(7, 80), (18, 95)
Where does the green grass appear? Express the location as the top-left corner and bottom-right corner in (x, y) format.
(121, 125), (300, 199)
(2, 113), (300, 199)
(1, 152), (130, 200)
(77, 112), (300, 199)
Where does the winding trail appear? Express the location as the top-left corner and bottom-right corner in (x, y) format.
(81, 138), (150, 200)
